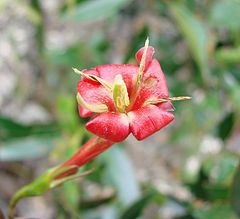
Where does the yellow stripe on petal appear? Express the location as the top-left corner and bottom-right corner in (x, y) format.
(76, 93), (108, 113)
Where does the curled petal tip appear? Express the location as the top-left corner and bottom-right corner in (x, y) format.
(76, 93), (108, 113)
(137, 38), (150, 82)
(136, 46), (155, 74)
(73, 67), (83, 75)
(78, 105), (92, 118)
(145, 37), (149, 44)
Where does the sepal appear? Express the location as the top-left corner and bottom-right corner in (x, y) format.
(50, 168), (93, 188)
(8, 165), (92, 219)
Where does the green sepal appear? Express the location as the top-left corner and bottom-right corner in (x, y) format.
(8, 165), (93, 219)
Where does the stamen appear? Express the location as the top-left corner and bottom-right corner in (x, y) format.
(145, 96), (192, 105)
(127, 38), (150, 111)
(137, 37), (149, 86)
(73, 68), (112, 92)
(159, 96), (192, 101)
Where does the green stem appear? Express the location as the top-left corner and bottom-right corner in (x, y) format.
(7, 136), (114, 218)
(7, 168), (53, 219)
(8, 185), (34, 219)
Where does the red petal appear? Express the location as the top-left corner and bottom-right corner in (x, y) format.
(131, 59), (169, 110)
(135, 46), (155, 71)
(82, 69), (99, 84)
(128, 105), (174, 140)
(86, 112), (130, 142)
(77, 81), (115, 112)
(78, 105), (92, 118)
(158, 102), (175, 111)
(96, 64), (138, 97)
(144, 59), (169, 96)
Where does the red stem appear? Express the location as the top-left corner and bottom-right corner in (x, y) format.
(56, 136), (115, 178)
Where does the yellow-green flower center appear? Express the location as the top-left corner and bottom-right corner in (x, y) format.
(112, 74), (130, 113)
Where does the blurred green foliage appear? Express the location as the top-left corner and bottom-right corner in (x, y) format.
(1, 0), (240, 218)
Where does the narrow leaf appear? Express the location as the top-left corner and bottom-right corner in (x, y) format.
(0, 137), (56, 161)
(217, 112), (235, 141)
(168, 2), (209, 79)
(62, 0), (130, 22)
(231, 162), (240, 217)
(121, 190), (165, 219)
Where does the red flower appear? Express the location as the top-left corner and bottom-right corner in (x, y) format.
(75, 39), (190, 142)
(8, 40), (191, 217)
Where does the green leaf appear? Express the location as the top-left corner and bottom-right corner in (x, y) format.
(0, 137), (56, 161)
(99, 145), (140, 207)
(217, 112), (235, 141)
(224, 73), (240, 113)
(168, 2), (209, 79)
(56, 181), (81, 218)
(25, 2), (42, 25)
(216, 47), (240, 65)
(0, 116), (59, 141)
(203, 184), (230, 201)
(79, 192), (116, 209)
(120, 189), (165, 219)
(231, 162), (240, 217)
(210, 0), (240, 31)
(56, 95), (81, 132)
(46, 46), (83, 67)
(193, 204), (238, 219)
(203, 154), (239, 185)
(215, 156), (238, 184)
(62, 0), (130, 22)
(60, 0), (87, 13)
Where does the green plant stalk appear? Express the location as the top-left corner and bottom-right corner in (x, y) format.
(216, 47), (240, 64)
(7, 165), (81, 219)
(7, 136), (114, 219)
(8, 169), (54, 219)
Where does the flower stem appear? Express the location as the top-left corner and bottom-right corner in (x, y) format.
(7, 177), (49, 219)
(56, 136), (115, 178)
(8, 188), (26, 219)
(7, 135), (114, 218)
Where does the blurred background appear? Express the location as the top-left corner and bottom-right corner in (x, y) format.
(0, 0), (240, 218)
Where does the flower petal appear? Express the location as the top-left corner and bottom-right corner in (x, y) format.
(82, 69), (100, 84)
(158, 102), (175, 112)
(78, 105), (92, 118)
(86, 112), (130, 142)
(143, 59), (169, 96)
(131, 59), (169, 110)
(77, 93), (108, 113)
(135, 46), (155, 71)
(96, 64), (138, 97)
(128, 105), (174, 140)
(77, 81), (115, 112)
